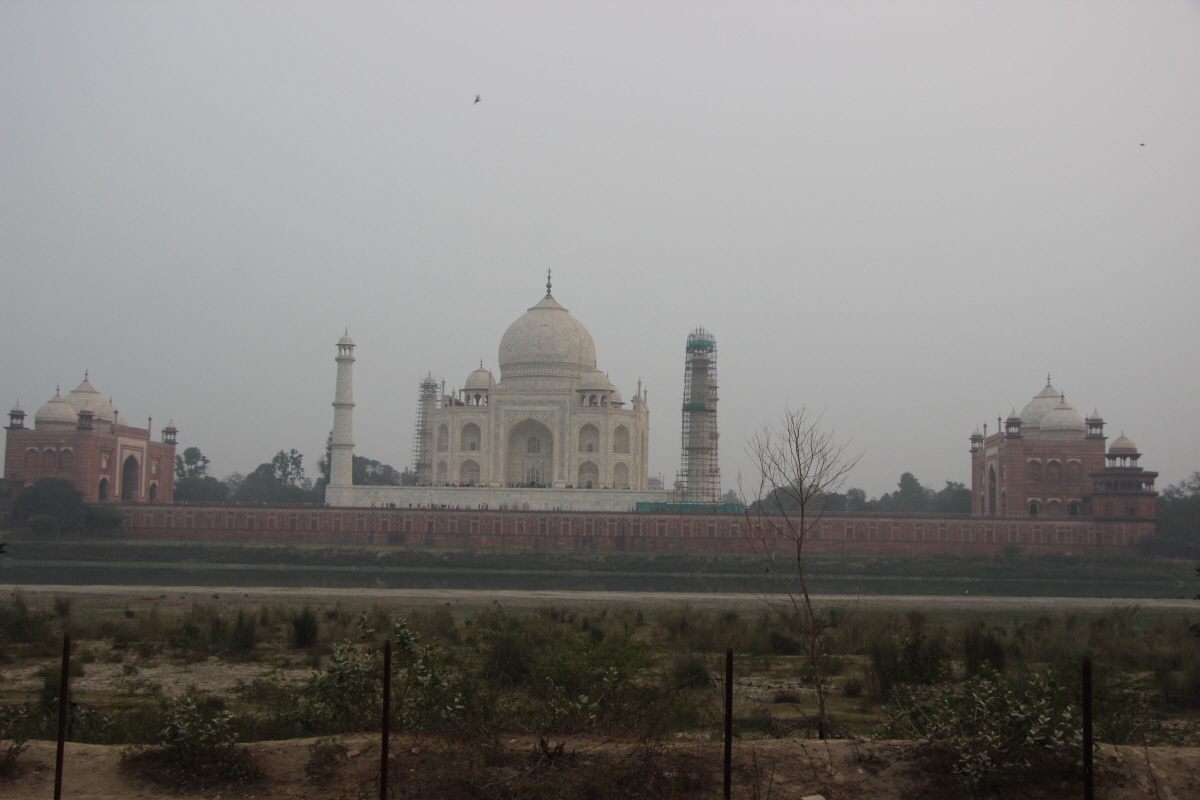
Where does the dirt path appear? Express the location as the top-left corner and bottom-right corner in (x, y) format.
(4, 736), (1199, 799)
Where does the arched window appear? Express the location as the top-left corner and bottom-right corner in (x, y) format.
(527, 436), (541, 454)
(59, 449), (74, 469)
(1068, 501), (1080, 516)
(578, 424), (599, 453)
(613, 462), (630, 490)
(43, 449), (57, 468)
(460, 460), (480, 486)
(25, 448), (37, 467)
(436, 424), (449, 452)
(461, 423), (481, 451)
(578, 461), (599, 489)
(589, 395), (598, 407)
(150, 460), (158, 475)
(1046, 460), (1061, 481)
(988, 465), (997, 514)
(613, 426), (630, 454)
(98, 477), (109, 500)
(1066, 461), (1081, 481)
(148, 482), (158, 502)
(101, 454), (109, 469)
(1026, 460), (1041, 481)
(1029, 501), (1040, 516)
(1047, 499), (1062, 515)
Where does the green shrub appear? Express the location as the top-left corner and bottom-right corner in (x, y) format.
(121, 694), (258, 791)
(883, 669), (1081, 789)
(0, 704), (32, 777)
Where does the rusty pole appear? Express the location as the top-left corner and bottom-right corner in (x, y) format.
(1083, 656), (1093, 800)
(54, 632), (71, 800)
(381, 638), (392, 800)
(724, 647), (733, 800)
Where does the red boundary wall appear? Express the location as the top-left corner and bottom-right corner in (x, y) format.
(117, 504), (1154, 557)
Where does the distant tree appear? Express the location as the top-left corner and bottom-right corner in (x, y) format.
(720, 489), (740, 506)
(174, 475), (230, 503)
(930, 480), (972, 514)
(11, 478), (124, 533)
(400, 468), (418, 486)
(234, 456), (320, 505)
(222, 472), (245, 496)
(174, 447), (210, 480)
(1140, 472), (1200, 557)
(844, 487), (868, 512)
(11, 478), (86, 534)
(271, 449), (305, 486)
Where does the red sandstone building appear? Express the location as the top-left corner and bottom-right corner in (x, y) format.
(969, 379), (1157, 520)
(4, 375), (177, 503)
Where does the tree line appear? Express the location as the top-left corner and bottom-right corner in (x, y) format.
(173, 437), (414, 505)
(751, 471), (973, 516)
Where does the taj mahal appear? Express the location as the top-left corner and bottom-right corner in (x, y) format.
(324, 275), (669, 512)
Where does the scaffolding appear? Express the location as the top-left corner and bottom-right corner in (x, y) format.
(676, 327), (720, 504)
(412, 375), (438, 486)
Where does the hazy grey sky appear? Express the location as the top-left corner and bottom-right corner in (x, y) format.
(4, 1), (1198, 498)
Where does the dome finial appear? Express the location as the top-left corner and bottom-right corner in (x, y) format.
(546, 268), (552, 296)
(1047, 372), (1051, 385)
(84, 369), (89, 381)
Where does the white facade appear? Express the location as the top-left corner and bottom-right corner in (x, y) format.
(327, 280), (659, 511)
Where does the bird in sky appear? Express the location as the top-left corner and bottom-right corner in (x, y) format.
(474, 94), (481, 104)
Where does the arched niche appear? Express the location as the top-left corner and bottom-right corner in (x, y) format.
(578, 424), (600, 453)
(613, 426), (630, 454)
(578, 461), (599, 489)
(506, 418), (552, 486)
(460, 459), (480, 486)
(121, 455), (139, 500)
(613, 462), (630, 490)
(461, 423), (482, 452)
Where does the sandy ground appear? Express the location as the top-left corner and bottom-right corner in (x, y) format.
(6, 584), (1197, 616)
(4, 735), (1200, 799)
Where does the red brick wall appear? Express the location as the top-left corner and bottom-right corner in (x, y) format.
(116, 504), (1154, 557)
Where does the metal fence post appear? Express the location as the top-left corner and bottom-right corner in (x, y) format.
(54, 632), (71, 800)
(381, 638), (392, 800)
(724, 647), (733, 800)
(1083, 655), (1093, 800)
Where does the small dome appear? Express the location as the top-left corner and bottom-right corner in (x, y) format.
(1039, 396), (1086, 437)
(971, 427), (983, 439)
(35, 392), (78, 428)
(609, 386), (623, 403)
(338, 332), (354, 346)
(1109, 435), (1138, 454)
(578, 369), (613, 391)
(1087, 410), (1104, 424)
(164, 421), (177, 432)
(65, 377), (115, 422)
(463, 366), (495, 391)
(10, 403), (24, 415)
(1019, 381), (1062, 430)
(498, 292), (597, 381)
(1006, 410), (1021, 423)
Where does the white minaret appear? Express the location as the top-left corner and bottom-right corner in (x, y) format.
(330, 330), (355, 487)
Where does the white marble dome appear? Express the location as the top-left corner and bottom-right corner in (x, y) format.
(579, 368), (614, 391)
(464, 366), (495, 391)
(65, 377), (115, 422)
(1039, 396), (1086, 437)
(498, 292), (597, 379)
(1019, 382), (1062, 430)
(35, 392), (78, 428)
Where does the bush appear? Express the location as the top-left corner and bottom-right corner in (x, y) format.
(290, 607), (319, 650)
(883, 669), (1081, 789)
(121, 694), (258, 791)
(0, 705), (32, 777)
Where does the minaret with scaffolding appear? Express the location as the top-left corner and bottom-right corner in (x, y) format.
(676, 327), (720, 504)
(412, 375), (438, 486)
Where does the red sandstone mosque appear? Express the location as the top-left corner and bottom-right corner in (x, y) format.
(969, 377), (1156, 521)
(4, 375), (177, 503)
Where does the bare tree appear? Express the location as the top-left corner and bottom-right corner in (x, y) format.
(739, 406), (861, 739)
